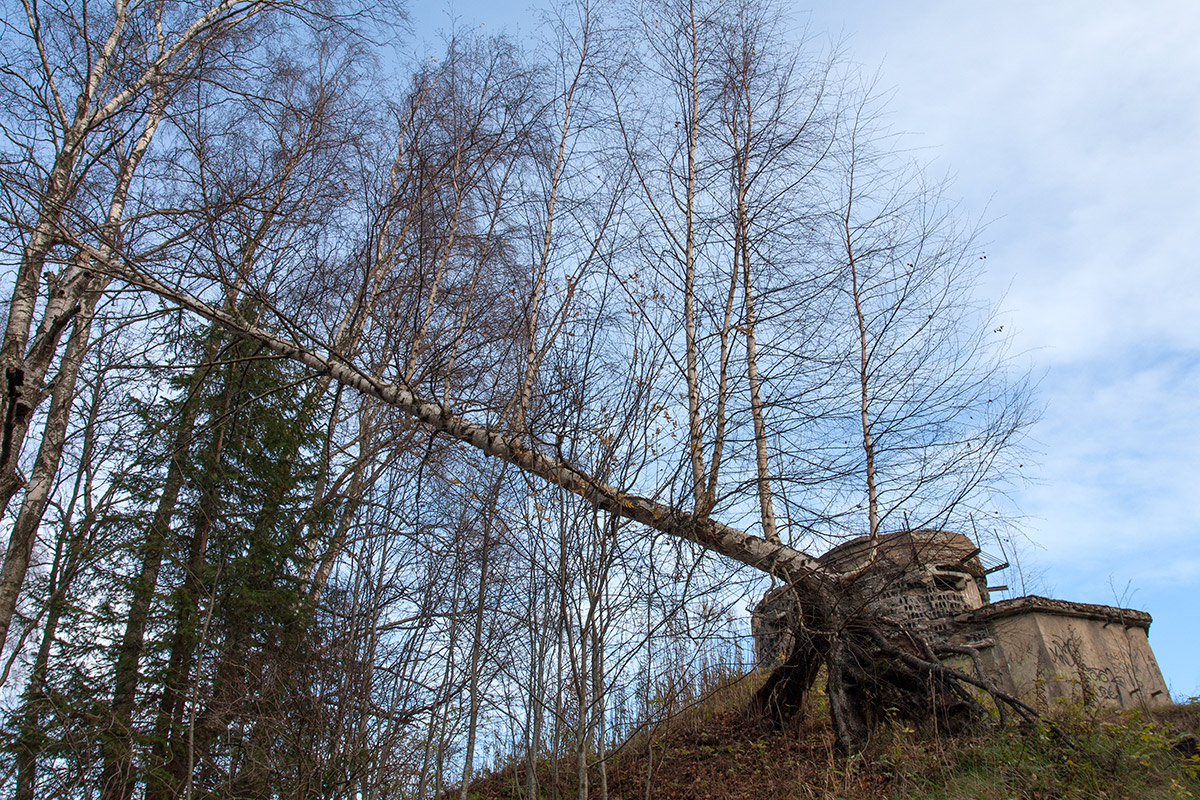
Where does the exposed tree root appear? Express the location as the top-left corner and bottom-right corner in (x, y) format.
(755, 582), (1061, 754)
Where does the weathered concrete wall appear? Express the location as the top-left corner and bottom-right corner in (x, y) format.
(751, 531), (1173, 710)
(753, 530), (993, 666)
(820, 529), (992, 648)
(978, 596), (1171, 710)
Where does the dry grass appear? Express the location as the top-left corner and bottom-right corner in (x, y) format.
(460, 674), (1200, 800)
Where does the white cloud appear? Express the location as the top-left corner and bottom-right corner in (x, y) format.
(811, 2), (1200, 363)
(803, 1), (1200, 696)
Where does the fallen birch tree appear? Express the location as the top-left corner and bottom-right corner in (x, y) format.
(91, 243), (1041, 754)
(0, 0), (1037, 767)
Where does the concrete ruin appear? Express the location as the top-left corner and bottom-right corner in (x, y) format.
(752, 529), (1171, 710)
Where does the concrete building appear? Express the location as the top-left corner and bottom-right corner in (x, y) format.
(752, 529), (1171, 710)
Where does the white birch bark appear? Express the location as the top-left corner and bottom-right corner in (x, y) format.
(1, 0), (280, 512)
(842, 151), (881, 565)
(0, 275), (99, 655)
(681, 0), (707, 513)
(98, 255), (830, 583)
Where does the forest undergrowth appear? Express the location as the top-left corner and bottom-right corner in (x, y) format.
(460, 671), (1200, 800)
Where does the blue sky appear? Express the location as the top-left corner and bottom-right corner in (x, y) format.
(409, 1), (1200, 700)
(804, 1), (1200, 701)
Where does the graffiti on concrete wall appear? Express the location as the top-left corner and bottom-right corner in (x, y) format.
(1048, 632), (1123, 702)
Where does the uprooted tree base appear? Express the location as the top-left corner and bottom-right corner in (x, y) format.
(754, 581), (1046, 754)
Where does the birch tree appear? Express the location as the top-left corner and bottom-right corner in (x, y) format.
(0, 0), (1038, 766)
(821, 85), (1032, 549)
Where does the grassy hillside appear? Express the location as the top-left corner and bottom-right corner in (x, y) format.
(462, 673), (1200, 800)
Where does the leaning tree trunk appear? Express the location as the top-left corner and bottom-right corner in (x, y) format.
(102, 253), (1050, 756)
(0, 281), (100, 652)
